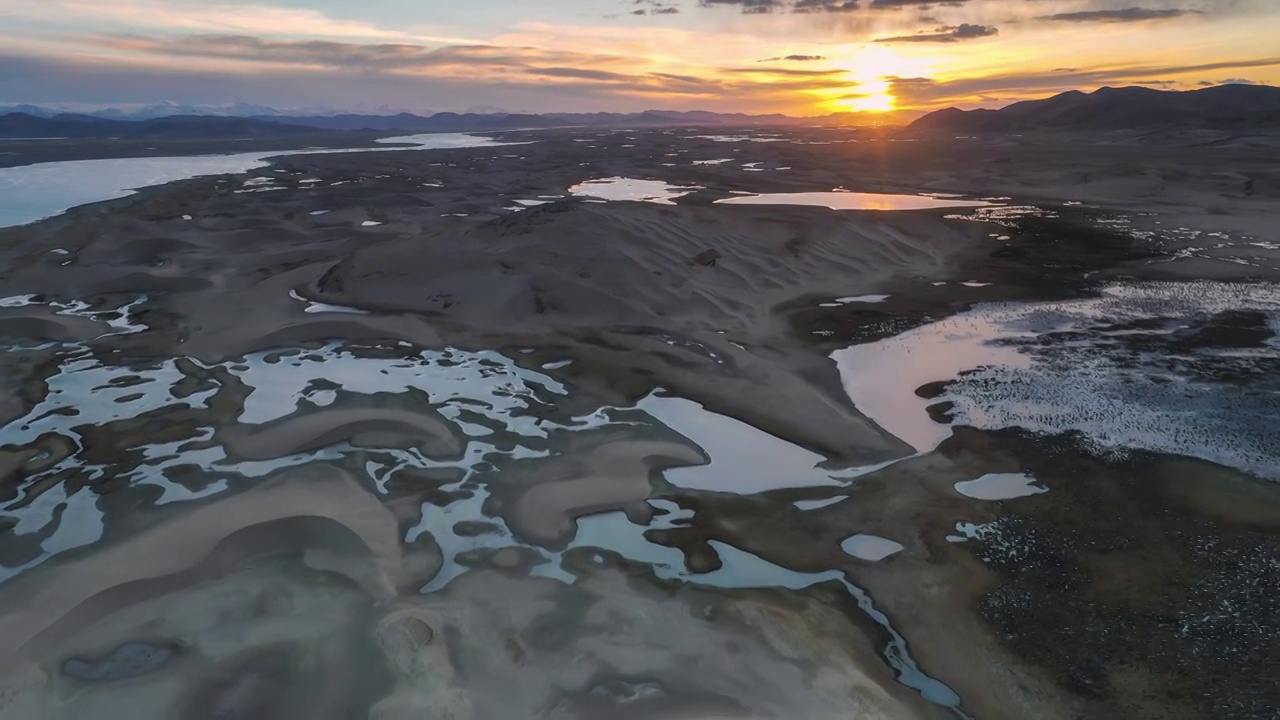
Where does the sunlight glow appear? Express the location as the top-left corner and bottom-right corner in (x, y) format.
(821, 46), (937, 113)
(840, 78), (896, 112)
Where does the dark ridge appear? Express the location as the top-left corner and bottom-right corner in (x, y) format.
(0, 113), (320, 139)
(910, 84), (1280, 132)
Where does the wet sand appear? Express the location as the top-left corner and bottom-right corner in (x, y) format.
(0, 126), (1277, 719)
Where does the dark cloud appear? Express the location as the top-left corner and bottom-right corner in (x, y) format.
(527, 67), (638, 81)
(630, 0), (681, 15)
(758, 54), (828, 61)
(1040, 8), (1201, 23)
(81, 34), (855, 92)
(792, 0), (860, 11)
(870, 0), (973, 7)
(696, 0), (988, 15)
(692, 0), (1009, 14)
(724, 66), (845, 76)
(698, 0), (781, 13)
(874, 23), (997, 42)
(698, 0), (862, 12)
(88, 35), (630, 74)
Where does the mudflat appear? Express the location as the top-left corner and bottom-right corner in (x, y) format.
(0, 126), (1276, 719)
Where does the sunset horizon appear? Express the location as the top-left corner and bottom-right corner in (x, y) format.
(2, 0), (1277, 116)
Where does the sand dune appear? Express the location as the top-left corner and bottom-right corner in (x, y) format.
(0, 126), (1277, 719)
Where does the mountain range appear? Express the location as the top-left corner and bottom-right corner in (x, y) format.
(910, 84), (1280, 132)
(5, 85), (1276, 140)
(0, 101), (420, 121)
(0, 113), (321, 139)
(0, 107), (908, 139)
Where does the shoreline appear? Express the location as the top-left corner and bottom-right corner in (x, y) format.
(0, 131), (402, 170)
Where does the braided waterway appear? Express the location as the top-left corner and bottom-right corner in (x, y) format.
(0, 305), (964, 718)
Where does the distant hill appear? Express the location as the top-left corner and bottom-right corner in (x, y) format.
(0, 113), (319, 139)
(254, 110), (826, 132)
(911, 84), (1280, 132)
(258, 112), (563, 132)
(1, 102), (916, 136)
(0, 101), (358, 120)
(258, 108), (910, 132)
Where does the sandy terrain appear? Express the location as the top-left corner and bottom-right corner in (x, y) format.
(0, 126), (1276, 719)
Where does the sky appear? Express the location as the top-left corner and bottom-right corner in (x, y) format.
(1, 0), (1277, 116)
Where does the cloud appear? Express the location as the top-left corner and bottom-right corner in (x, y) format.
(84, 33), (851, 90)
(724, 65), (844, 76)
(630, 0), (681, 15)
(85, 34), (632, 75)
(1039, 8), (1201, 23)
(758, 54), (828, 61)
(527, 67), (640, 82)
(1, 0), (469, 44)
(791, 0), (860, 11)
(874, 23), (997, 43)
(4, 0), (1275, 115)
(698, 0), (781, 12)
(869, 0), (974, 7)
(697, 0), (862, 12)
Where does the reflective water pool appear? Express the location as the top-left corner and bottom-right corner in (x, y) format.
(716, 191), (994, 212)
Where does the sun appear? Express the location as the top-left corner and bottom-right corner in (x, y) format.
(839, 78), (896, 112)
(818, 46), (935, 114)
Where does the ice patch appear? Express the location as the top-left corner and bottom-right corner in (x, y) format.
(287, 289), (368, 315)
(691, 135), (785, 143)
(841, 535), (905, 562)
(793, 497), (844, 511)
(954, 473), (1047, 501)
(568, 177), (702, 205)
(836, 294), (890, 305)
